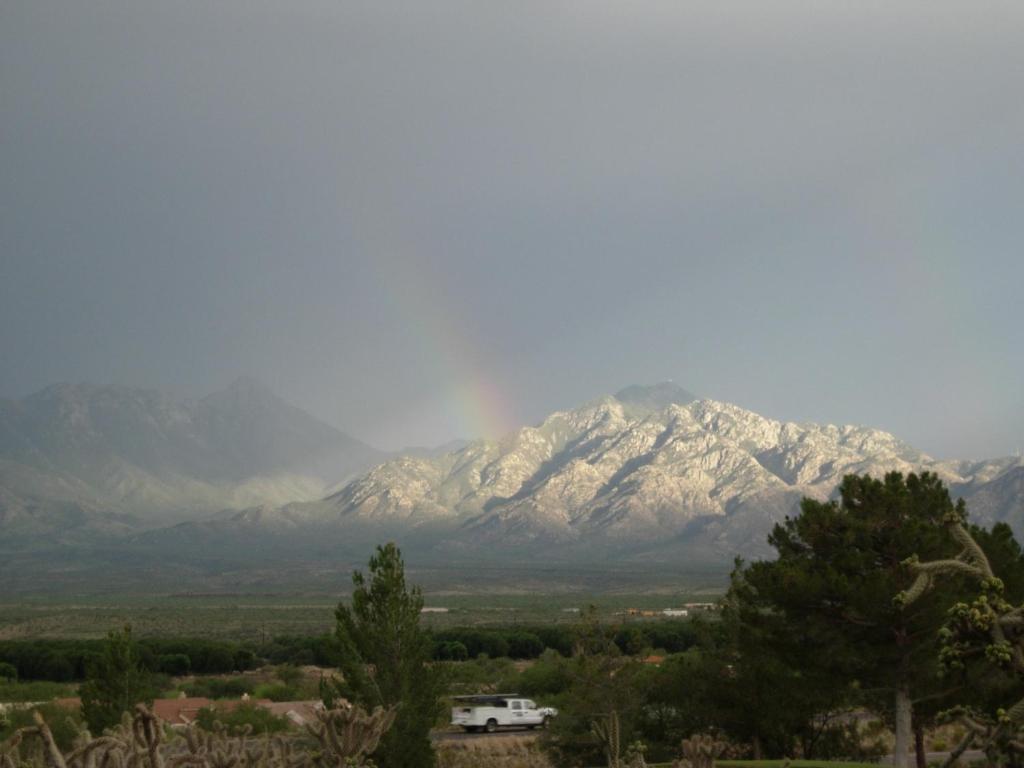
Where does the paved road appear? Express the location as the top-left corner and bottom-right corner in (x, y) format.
(431, 728), (540, 742)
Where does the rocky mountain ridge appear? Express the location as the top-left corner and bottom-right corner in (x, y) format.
(310, 385), (1019, 556)
(172, 382), (1022, 562)
(3, 381), (1021, 566)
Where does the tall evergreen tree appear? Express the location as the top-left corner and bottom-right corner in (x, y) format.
(719, 565), (862, 760)
(80, 625), (152, 734)
(321, 543), (444, 768)
(738, 472), (965, 768)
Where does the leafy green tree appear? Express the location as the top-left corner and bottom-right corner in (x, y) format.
(157, 653), (190, 676)
(80, 625), (153, 734)
(321, 543), (444, 768)
(517, 648), (573, 697)
(542, 608), (650, 768)
(507, 631), (545, 659)
(722, 564), (877, 760)
(434, 640), (468, 661)
(739, 472), (966, 768)
(0, 662), (16, 682)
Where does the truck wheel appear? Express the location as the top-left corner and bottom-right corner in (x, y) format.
(541, 716), (551, 729)
(485, 719), (498, 733)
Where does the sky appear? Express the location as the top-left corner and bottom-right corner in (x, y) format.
(1, 2), (1023, 459)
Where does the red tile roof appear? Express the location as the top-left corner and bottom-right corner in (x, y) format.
(151, 698), (213, 726)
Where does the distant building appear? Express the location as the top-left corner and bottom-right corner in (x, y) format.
(262, 700), (325, 727)
(151, 697), (214, 727)
(662, 608), (689, 617)
(682, 602), (718, 611)
(625, 608), (660, 617)
(151, 697), (272, 728)
(421, 606), (449, 613)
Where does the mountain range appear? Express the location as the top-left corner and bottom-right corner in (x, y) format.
(2, 380), (1021, 581)
(0, 378), (383, 547)
(175, 382), (1021, 562)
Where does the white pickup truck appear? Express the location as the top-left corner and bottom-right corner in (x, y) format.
(451, 694), (557, 733)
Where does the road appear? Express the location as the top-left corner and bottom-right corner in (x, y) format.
(431, 728), (540, 742)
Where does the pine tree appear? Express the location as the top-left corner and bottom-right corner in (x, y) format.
(738, 473), (966, 768)
(80, 625), (152, 734)
(321, 543), (444, 768)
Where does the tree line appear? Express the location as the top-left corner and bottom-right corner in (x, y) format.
(0, 622), (705, 682)
(0, 638), (259, 681)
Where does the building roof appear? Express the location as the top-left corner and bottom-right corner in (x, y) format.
(262, 701), (323, 726)
(151, 698), (214, 726)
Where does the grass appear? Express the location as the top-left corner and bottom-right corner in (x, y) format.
(647, 763), (882, 768)
(0, 680), (76, 703)
(0, 589), (724, 640)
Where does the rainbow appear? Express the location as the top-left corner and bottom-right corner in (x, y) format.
(367, 244), (518, 441)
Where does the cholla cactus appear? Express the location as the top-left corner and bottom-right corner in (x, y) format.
(897, 506), (1024, 766)
(590, 711), (621, 768)
(622, 741), (647, 768)
(671, 733), (726, 768)
(0, 704), (396, 768)
(305, 705), (396, 767)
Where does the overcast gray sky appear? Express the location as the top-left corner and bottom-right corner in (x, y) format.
(2, 1), (1023, 459)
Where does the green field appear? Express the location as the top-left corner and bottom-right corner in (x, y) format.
(648, 763), (882, 768)
(0, 588), (724, 640)
(0, 680), (75, 703)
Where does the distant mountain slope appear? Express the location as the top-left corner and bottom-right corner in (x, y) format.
(256, 383), (1022, 559)
(0, 378), (385, 538)
(7, 381), (1022, 573)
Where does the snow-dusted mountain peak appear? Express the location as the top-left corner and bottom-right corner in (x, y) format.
(120, 384), (1024, 566)
(315, 386), (1016, 557)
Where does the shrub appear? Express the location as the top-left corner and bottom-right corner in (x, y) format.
(444, 656), (517, 694)
(234, 650), (258, 671)
(517, 649), (572, 696)
(157, 654), (191, 676)
(0, 703), (85, 752)
(0, 680), (73, 703)
(275, 664), (303, 686)
(183, 676), (254, 699)
(195, 702), (290, 735)
(253, 683), (300, 702)
(436, 641), (469, 661)
(40, 653), (75, 682)
(507, 632), (544, 660)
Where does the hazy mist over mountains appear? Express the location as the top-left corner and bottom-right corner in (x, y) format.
(4, 3), (1024, 460)
(0, 378), (383, 544)
(3, 3), (1024, 595)
(1, 379), (1021, 591)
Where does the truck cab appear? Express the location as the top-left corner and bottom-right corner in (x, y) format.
(451, 694), (557, 733)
